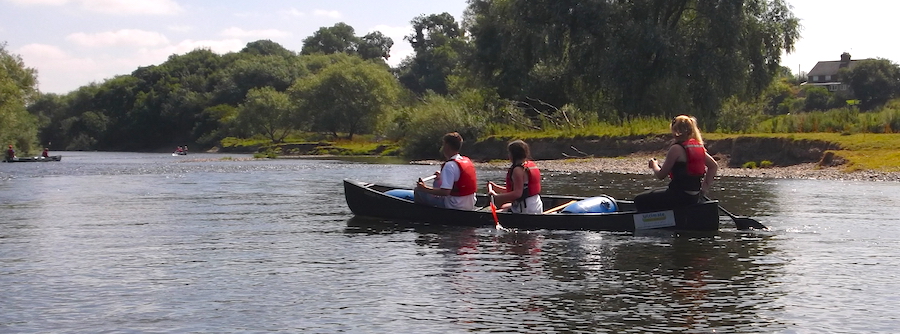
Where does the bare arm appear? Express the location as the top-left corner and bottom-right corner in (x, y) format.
(701, 152), (718, 194)
(650, 145), (684, 179)
(490, 167), (525, 204)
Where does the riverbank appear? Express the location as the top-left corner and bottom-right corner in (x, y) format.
(413, 153), (900, 182)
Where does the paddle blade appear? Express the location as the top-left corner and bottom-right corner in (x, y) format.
(734, 217), (768, 230)
(489, 201), (499, 225)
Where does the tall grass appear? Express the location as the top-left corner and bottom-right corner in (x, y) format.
(489, 115), (671, 139)
(756, 98), (900, 134)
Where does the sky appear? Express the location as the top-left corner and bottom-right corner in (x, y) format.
(1, 0), (898, 95)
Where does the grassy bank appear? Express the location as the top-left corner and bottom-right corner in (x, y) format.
(704, 133), (900, 172)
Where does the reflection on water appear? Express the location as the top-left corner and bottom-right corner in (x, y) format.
(2, 152), (899, 333)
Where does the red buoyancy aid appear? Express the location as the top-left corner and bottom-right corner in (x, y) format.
(505, 160), (541, 198)
(681, 138), (707, 176)
(443, 156), (477, 196)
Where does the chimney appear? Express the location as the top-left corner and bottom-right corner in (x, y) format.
(839, 52), (852, 68)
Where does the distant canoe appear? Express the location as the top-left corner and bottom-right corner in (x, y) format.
(3, 155), (62, 162)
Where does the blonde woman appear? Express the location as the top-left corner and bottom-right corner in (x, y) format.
(634, 115), (718, 212)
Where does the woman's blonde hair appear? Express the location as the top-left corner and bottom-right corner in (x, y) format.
(670, 115), (703, 144)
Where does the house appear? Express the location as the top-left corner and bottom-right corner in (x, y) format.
(804, 52), (873, 94)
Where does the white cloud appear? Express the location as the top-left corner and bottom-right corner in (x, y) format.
(6, 0), (69, 5)
(220, 27), (290, 39)
(313, 9), (341, 19)
(167, 25), (193, 33)
(6, 0), (183, 15)
(281, 8), (304, 17)
(66, 29), (170, 47)
(78, 0), (182, 15)
(136, 39), (246, 63)
(233, 12), (257, 18)
(15, 43), (104, 93)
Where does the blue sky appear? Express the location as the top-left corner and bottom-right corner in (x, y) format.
(1, 0), (898, 94)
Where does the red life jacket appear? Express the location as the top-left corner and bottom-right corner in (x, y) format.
(442, 156), (477, 196)
(505, 160), (541, 198)
(681, 138), (707, 176)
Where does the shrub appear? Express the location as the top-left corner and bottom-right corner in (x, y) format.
(760, 160), (773, 168)
(742, 161), (758, 169)
(381, 93), (488, 159)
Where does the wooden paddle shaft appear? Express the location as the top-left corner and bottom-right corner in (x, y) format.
(543, 200), (576, 214)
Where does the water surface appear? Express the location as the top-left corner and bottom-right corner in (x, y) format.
(1, 152), (898, 333)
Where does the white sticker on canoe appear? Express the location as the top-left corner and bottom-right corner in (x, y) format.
(634, 210), (676, 230)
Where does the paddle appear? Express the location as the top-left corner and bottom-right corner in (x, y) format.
(543, 200), (576, 214)
(418, 174), (437, 183)
(487, 184), (503, 230)
(705, 196), (768, 230)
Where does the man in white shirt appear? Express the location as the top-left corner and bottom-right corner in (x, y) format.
(414, 132), (477, 210)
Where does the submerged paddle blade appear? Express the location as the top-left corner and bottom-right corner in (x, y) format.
(734, 217), (768, 230)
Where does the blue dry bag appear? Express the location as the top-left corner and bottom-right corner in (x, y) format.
(561, 195), (618, 213)
(385, 189), (415, 201)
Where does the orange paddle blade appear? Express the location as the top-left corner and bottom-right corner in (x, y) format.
(489, 201), (499, 225)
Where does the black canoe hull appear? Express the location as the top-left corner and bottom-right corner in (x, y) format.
(3, 155), (62, 162)
(343, 180), (720, 232)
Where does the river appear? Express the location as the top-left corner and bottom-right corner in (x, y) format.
(1, 152), (898, 333)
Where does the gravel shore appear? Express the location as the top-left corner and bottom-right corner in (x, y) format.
(414, 154), (900, 182)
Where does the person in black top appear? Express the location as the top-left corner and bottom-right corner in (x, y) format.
(634, 115), (718, 212)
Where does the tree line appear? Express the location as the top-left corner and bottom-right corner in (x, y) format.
(4, 1), (900, 157)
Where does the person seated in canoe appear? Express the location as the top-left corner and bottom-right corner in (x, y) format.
(414, 132), (478, 210)
(487, 140), (543, 214)
(6, 145), (15, 161)
(41, 148), (49, 158)
(634, 115), (718, 212)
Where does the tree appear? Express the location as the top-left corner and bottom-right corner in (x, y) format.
(301, 23), (359, 55)
(1, 42), (40, 152)
(357, 31), (394, 61)
(464, 0), (800, 128)
(802, 86), (832, 111)
(291, 60), (402, 139)
(396, 13), (467, 95)
(236, 87), (297, 143)
(842, 58), (900, 110)
(241, 39), (295, 58)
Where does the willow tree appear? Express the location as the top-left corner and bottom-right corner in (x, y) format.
(1, 42), (39, 152)
(464, 0), (800, 128)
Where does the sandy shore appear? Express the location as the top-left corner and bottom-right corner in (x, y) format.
(414, 153), (900, 182)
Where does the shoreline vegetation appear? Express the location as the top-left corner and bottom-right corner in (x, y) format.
(215, 131), (900, 182)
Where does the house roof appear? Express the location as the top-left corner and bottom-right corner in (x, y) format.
(807, 59), (873, 77)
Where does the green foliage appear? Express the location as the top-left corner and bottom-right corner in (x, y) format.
(803, 86), (839, 111)
(754, 106), (900, 133)
(396, 13), (468, 96)
(1, 42), (40, 153)
(742, 161), (758, 169)
(382, 93), (489, 158)
(463, 0), (800, 126)
(290, 59), (402, 139)
(843, 58), (900, 110)
(301, 23), (393, 62)
(760, 160), (773, 168)
(717, 96), (765, 133)
(237, 87), (297, 143)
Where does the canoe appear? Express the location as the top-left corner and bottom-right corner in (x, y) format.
(343, 179), (720, 232)
(3, 155), (62, 162)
